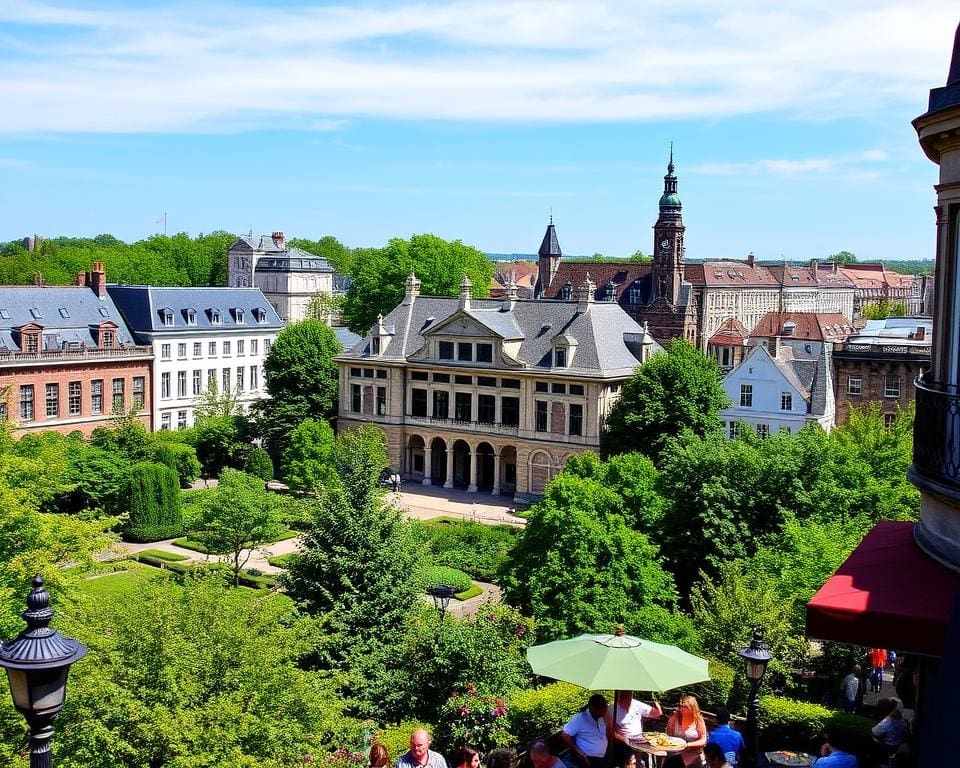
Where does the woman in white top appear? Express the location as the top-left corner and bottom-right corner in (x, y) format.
(664, 696), (707, 768)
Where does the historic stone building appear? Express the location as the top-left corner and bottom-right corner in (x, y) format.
(336, 274), (661, 502)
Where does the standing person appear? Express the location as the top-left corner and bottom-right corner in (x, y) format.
(451, 747), (480, 768)
(664, 695), (707, 768)
(841, 665), (861, 713)
(395, 730), (449, 768)
(609, 689), (662, 759)
(561, 694), (610, 768)
(868, 649), (888, 692)
(705, 709), (744, 767)
(702, 744), (732, 768)
(371, 744), (392, 768)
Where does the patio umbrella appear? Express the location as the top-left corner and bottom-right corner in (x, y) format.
(526, 627), (710, 692)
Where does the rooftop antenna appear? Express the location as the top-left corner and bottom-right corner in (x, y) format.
(549, 206), (553, 225)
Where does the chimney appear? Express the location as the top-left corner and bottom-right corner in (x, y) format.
(832, 261), (839, 273)
(502, 281), (519, 311)
(403, 272), (421, 306)
(271, 231), (285, 250)
(75, 272), (86, 287)
(769, 336), (780, 358)
(87, 261), (106, 299)
(575, 274), (596, 314)
(459, 274), (472, 311)
(747, 252), (755, 268)
(811, 259), (819, 281)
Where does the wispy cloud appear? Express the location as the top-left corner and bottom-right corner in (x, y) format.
(691, 150), (891, 179)
(0, 0), (955, 133)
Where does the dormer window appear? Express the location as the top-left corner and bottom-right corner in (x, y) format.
(58, 308), (70, 319)
(372, 337), (381, 355)
(253, 307), (267, 323)
(184, 308), (197, 326)
(560, 281), (573, 300)
(29, 308), (42, 320)
(160, 308), (174, 327)
(554, 348), (567, 368)
(209, 308), (222, 325)
(233, 308), (245, 324)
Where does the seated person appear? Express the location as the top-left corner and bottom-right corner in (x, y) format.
(705, 709), (744, 766)
(872, 698), (909, 752)
(664, 696), (707, 768)
(530, 741), (564, 768)
(561, 694), (610, 768)
(452, 747), (480, 768)
(813, 733), (858, 767)
(702, 743), (732, 768)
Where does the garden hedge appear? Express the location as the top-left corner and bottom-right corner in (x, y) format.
(416, 518), (518, 582)
(151, 442), (202, 487)
(136, 549), (188, 562)
(758, 695), (875, 754)
(507, 682), (597, 745)
(372, 721), (433, 760)
(416, 565), (473, 594)
(122, 461), (183, 542)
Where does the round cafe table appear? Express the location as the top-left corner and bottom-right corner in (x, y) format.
(764, 751), (815, 767)
(630, 737), (685, 768)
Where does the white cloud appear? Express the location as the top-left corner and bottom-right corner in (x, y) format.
(691, 148), (890, 178)
(0, 0), (956, 133)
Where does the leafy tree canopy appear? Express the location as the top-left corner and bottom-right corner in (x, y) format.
(343, 234), (494, 333)
(604, 338), (729, 461)
(282, 418), (337, 493)
(828, 250), (858, 264)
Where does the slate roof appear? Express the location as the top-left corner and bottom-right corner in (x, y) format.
(0, 285), (138, 351)
(231, 235), (288, 253)
(342, 294), (661, 376)
(545, 263), (652, 303)
(750, 312), (855, 342)
(538, 223), (562, 257)
(334, 327), (361, 349)
(767, 264), (854, 289)
(106, 285), (283, 339)
(254, 249), (334, 273)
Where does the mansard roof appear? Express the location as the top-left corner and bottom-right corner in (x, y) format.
(750, 311), (854, 342)
(544, 262), (651, 301)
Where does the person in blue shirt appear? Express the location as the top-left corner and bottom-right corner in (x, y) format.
(813, 733), (858, 767)
(705, 709), (744, 766)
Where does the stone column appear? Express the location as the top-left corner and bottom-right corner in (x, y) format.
(468, 450), (478, 492)
(422, 447), (432, 485)
(443, 446), (454, 489)
(492, 452), (501, 496)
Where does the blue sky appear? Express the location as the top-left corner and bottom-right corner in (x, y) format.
(0, 0), (957, 261)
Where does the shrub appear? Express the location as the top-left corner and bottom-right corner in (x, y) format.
(415, 519), (518, 582)
(758, 695), (875, 754)
(121, 461), (183, 542)
(268, 553), (300, 569)
(435, 686), (510, 754)
(417, 565), (472, 594)
(244, 446), (275, 481)
(238, 572), (278, 589)
(687, 658), (738, 712)
(246, 568), (263, 577)
(173, 537), (210, 554)
(372, 721), (432, 761)
(506, 682), (593, 745)
(151, 442), (202, 487)
(455, 585), (483, 601)
(135, 549), (188, 562)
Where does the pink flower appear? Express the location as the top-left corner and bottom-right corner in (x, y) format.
(486, 613), (496, 622)
(459, 706), (472, 715)
(515, 626), (526, 637)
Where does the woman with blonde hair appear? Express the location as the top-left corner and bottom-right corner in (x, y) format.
(664, 695), (707, 768)
(369, 743), (391, 768)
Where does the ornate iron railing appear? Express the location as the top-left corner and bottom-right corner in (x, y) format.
(913, 378), (960, 487)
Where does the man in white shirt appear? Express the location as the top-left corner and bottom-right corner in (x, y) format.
(562, 694), (610, 768)
(610, 690), (662, 744)
(840, 665), (861, 713)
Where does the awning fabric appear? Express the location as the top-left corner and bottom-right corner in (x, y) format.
(806, 520), (960, 656)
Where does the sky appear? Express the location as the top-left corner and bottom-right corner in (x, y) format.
(0, 1), (958, 261)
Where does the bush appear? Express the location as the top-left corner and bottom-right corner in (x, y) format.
(121, 462), (183, 542)
(417, 565), (473, 594)
(687, 658), (738, 712)
(173, 537), (210, 554)
(268, 553), (300, 569)
(415, 519), (518, 582)
(372, 721), (432, 761)
(506, 682), (593, 745)
(238, 572), (277, 589)
(758, 695), (875, 754)
(243, 446), (275, 481)
(136, 549), (188, 562)
(435, 686), (510, 754)
(151, 442), (202, 487)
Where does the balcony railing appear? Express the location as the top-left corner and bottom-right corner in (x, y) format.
(407, 413), (520, 435)
(912, 378), (960, 488)
(0, 345), (153, 362)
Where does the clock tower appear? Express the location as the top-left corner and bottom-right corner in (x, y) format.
(652, 146), (685, 305)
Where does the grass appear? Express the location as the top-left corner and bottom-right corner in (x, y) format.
(267, 553), (299, 569)
(136, 549), (189, 562)
(81, 562), (171, 599)
(174, 529), (299, 554)
(454, 584), (483, 601)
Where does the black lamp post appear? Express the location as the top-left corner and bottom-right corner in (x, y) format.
(426, 584), (455, 619)
(737, 627), (771, 768)
(0, 576), (86, 768)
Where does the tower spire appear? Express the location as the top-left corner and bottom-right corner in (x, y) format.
(668, 141), (674, 175)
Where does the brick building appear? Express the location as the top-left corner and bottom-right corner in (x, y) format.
(831, 317), (932, 425)
(0, 263), (152, 435)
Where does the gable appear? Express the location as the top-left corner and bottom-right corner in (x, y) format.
(424, 311), (504, 339)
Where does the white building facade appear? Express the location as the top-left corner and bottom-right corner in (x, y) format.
(107, 286), (283, 431)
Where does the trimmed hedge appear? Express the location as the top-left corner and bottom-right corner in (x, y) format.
(758, 695), (875, 754)
(687, 658), (742, 712)
(417, 565), (473, 594)
(173, 537), (210, 554)
(416, 518), (518, 582)
(454, 584), (483, 601)
(507, 681), (595, 745)
(267, 553), (300, 569)
(136, 549), (188, 562)
(151, 442), (202, 487)
(122, 462), (183, 542)
(373, 721), (433, 760)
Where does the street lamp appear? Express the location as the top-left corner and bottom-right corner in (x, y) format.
(737, 627), (772, 768)
(426, 584), (455, 619)
(0, 576), (86, 768)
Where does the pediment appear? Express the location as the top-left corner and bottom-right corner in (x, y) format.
(424, 311), (502, 339)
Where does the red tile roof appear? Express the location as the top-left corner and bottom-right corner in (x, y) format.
(767, 263), (855, 289)
(545, 262), (651, 300)
(750, 311), (856, 341)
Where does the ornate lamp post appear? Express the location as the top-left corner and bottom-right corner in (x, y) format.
(0, 576), (86, 768)
(737, 627), (772, 768)
(426, 584), (455, 619)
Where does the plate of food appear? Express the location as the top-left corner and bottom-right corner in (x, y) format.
(764, 751), (814, 767)
(638, 733), (686, 752)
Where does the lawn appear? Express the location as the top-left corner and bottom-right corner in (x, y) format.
(81, 562), (172, 599)
(174, 528), (300, 554)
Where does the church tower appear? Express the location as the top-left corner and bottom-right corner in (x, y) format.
(652, 146), (685, 305)
(533, 217), (562, 298)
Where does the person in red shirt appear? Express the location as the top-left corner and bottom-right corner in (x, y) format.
(868, 648), (888, 692)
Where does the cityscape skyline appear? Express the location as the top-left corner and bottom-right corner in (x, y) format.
(1, 0), (957, 261)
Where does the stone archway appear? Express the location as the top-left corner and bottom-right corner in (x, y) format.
(430, 437), (448, 486)
(452, 439), (471, 490)
(499, 445), (517, 495)
(475, 442), (495, 492)
(407, 435), (425, 481)
(529, 450), (554, 495)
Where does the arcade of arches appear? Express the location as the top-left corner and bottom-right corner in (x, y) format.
(403, 433), (573, 499)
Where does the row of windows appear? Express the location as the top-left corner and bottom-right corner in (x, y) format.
(437, 341), (494, 363)
(351, 384), (389, 416)
(737, 385), (793, 411)
(159, 307), (269, 326)
(406, 371), (584, 395)
(159, 338), (268, 361)
(846, 375), (901, 398)
(535, 400), (583, 436)
(160, 367), (260, 399)
(728, 422), (774, 439)
(14, 378), (144, 422)
(350, 367), (389, 379)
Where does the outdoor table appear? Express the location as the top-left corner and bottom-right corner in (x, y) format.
(629, 737), (685, 767)
(764, 751), (815, 767)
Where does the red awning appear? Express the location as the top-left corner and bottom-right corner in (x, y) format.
(806, 520), (960, 656)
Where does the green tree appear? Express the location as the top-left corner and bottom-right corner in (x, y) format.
(331, 424), (390, 511)
(862, 300), (908, 319)
(282, 418), (337, 492)
(243, 446), (275, 481)
(500, 473), (682, 642)
(256, 319), (342, 455)
(120, 462), (183, 542)
(289, 235), (354, 274)
(188, 469), (287, 585)
(343, 234), (494, 333)
(604, 338), (729, 461)
(829, 250), (858, 264)
(629, 250), (651, 263)
(53, 577), (358, 768)
(191, 416), (246, 478)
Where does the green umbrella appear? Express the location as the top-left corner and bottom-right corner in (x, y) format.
(526, 628), (710, 692)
